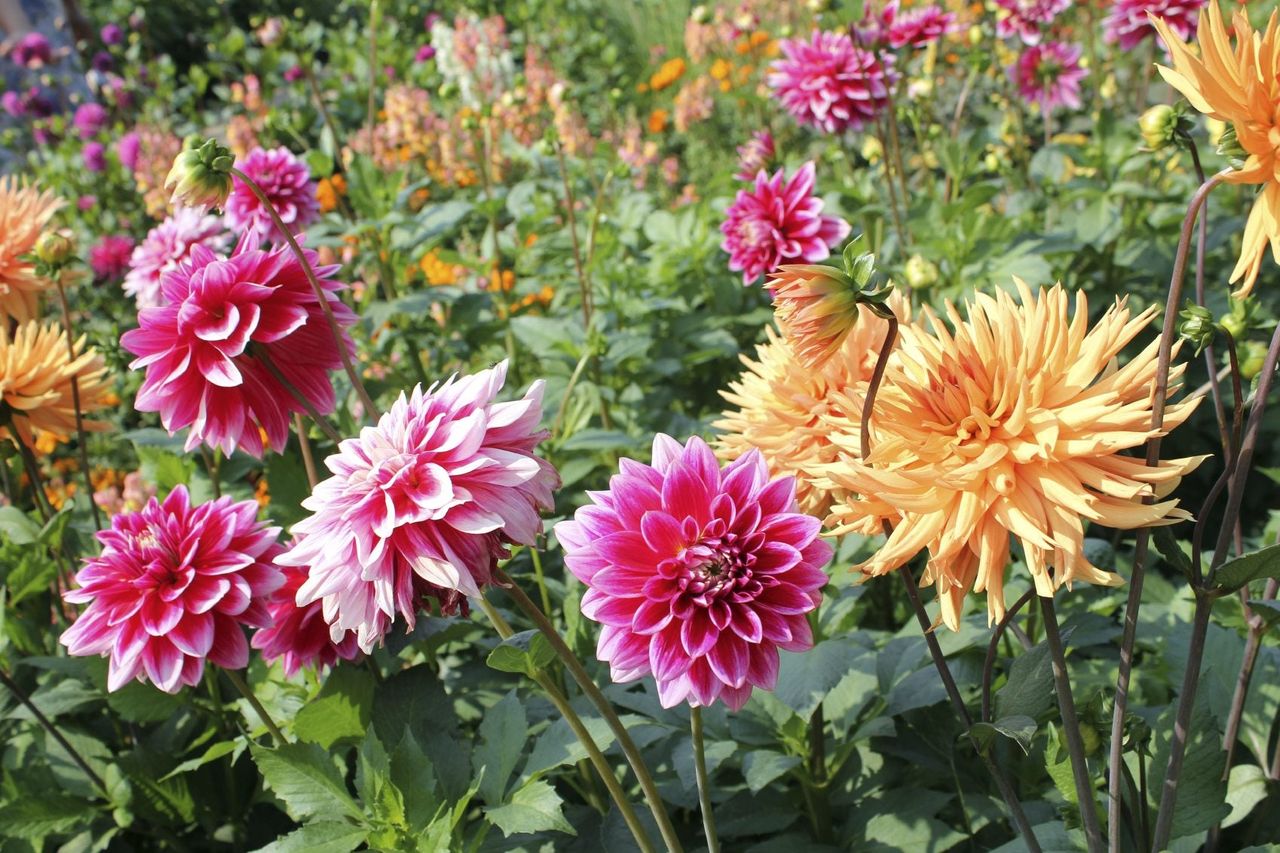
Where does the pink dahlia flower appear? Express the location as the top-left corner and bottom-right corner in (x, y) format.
(1103, 0), (1204, 51)
(555, 435), (832, 710)
(857, 2), (955, 49)
(278, 361), (559, 653)
(768, 30), (895, 135)
(251, 562), (361, 677)
(994, 0), (1070, 45)
(121, 237), (356, 458)
(12, 32), (51, 68)
(60, 486), (283, 693)
(224, 146), (320, 242)
(733, 130), (776, 182)
(89, 235), (135, 281)
(124, 207), (231, 310)
(1011, 41), (1086, 113)
(720, 161), (851, 286)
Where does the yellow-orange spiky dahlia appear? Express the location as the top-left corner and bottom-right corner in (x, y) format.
(0, 321), (111, 447)
(813, 281), (1204, 630)
(1153, 4), (1280, 295)
(0, 177), (63, 322)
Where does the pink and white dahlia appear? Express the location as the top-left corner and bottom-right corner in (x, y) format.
(278, 362), (559, 653)
(768, 30), (895, 135)
(994, 0), (1071, 45)
(124, 207), (230, 310)
(555, 435), (831, 710)
(251, 562), (361, 677)
(121, 237), (356, 458)
(858, 2), (955, 49)
(1011, 41), (1086, 113)
(733, 130), (776, 182)
(721, 161), (851, 286)
(60, 486), (283, 693)
(224, 146), (320, 242)
(1103, 0), (1204, 51)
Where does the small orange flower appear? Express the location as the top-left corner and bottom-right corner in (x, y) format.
(710, 58), (733, 81)
(420, 250), (459, 286)
(649, 57), (686, 91)
(648, 108), (669, 134)
(315, 174), (347, 213)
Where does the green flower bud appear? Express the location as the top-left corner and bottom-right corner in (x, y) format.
(33, 231), (74, 266)
(1178, 301), (1216, 356)
(1139, 105), (1178, 150)
(1217, 123), (1248, 168)
(904, 254), (940, 289)
(164, 137), (233, 211)
(1239, 340), (1268, 381)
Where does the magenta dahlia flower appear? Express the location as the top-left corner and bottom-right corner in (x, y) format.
(768, 30), (895, 135)
(121, 236), (356, 458)
(224, 146), (320, 242)
(720, 161), (851, 286)
(12, 32), (51, 68)
(278, 362), (559, 653)
(1103, 0), (1204, 51)
(733, 130), (776, 182)
(1011, 41), (1086, 113)
(994, 0), (1070, 45)
(251, 562), (361, 677)
(858, 2), (955, 49)
(124, 207), (231, 310)
(554, 435), (831, 710)
(60, 486), (283, 693)
(89, 235), (135, 281)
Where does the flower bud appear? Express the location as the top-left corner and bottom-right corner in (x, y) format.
(1239, 340), (1268, 381)
(1139, 105), (1178, 150)
(1216, 123), (1247, 168)
(1178, 301), (1216, 356)
(34, 231), (75, 267)
(904, 254), (940, 289)
(164, 137), (233, 211)
(1219, 298), (1252, 340)
(769, 264), (861, 369)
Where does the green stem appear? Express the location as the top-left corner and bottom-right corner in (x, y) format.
(224, 668), (286, 746)
(528, 544), (552, 617)
(690, 706), (721, 853)
(0, 666), (107, 796)
(52, 276), (102, 531)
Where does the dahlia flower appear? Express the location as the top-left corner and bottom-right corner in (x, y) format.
(1154, 4), (1280, 296)
(225, 146), (320, 241)
(0, 321), (111, 446)
(82, 142), (107, 173)
(816, 282), (1202, 630)
(121, 237), (356, 457)
(60, 486), (283, 693)
(768, 264), (864, 369)
(12, 32), (51, 68)
(994, 0), (1071, 45)
(279, 362), (558, 653)
(116, 132), (140, 171)
(733, 131), (776, 182)
(251, 562), (361, 677)
(73, 103), (108, 139)
(859, 2), (955, 49)
(0, 177), (62, 322)
(124, 207), (230, 310)
(1011, 41), (1087, 113)
(89, 235), (135, 281)
(555, 435), (831, 710)
(1105, 0), (1204, 51)
(768, 30), (895, 134)
(720, 162), (851, 285)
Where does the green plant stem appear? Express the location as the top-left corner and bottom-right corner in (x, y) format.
(477, 596), (657, 853)
(1040, 596), (1104, 853)
(554, 139), (593, 329)
(528, 543), (553, 617)
(200, 447), (222, 499)
(981, 588), (1037, 722)
(495, 568), (684, 853)
(366, 0), (378, 162)
(0, 666), (107, 796)
(690, 706), (721, 853)
(52, 276), (101, 531)
(2, 408), (52, 522)
(224, 668), (286, 746)
(295, 414), (320, 489)
(252, 346), (345, 444)
(806, 704), (833, 843)
(552, 346), (593, 440)
(229, 166), (378, 418)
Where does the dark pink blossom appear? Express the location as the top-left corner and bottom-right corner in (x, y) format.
(1103, 0), (1205, 51)
(769, 30), (896, 134)
(225, 146), (320, 242)
(89, 235), (135, 281)
(994, 0), (1071, 45)
(1011, 41), (1086, 113)
(12, 32), (51, 68)
(734, 130), (775, 182)
(251, 563), (361, 677)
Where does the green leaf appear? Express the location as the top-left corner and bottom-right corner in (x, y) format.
(0, 506), (41, 544)
(1154, 526), (1196, 580)
(1148, 704), (1230, 838)
(472, 690), (528, 806)
(970, 715), (1037, 755)
(295, 665), (375, 749)
(995, 643), (1055, 721)
(1222, 764), (1268, 829)
(486, 630), (556, 677)
(773, 639), (858, 718)
(160, 740), (240, 781)
(390, 731), (440, 832)
(107, 681), (184, 723)
(485, 779), (575, 838)
(524, 713), (615, 779)
(1245, 599), (1280, 628)
(252, 822), (367, 853)
(1214, 543), (1280, 592)
(134, 445), (195, 492)
(0, 795), (90, 839)
(251, 742), (363, 822)
(741, 751), (802, 794)
(864, 812), (967, 853)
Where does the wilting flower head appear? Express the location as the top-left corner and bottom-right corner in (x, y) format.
(73, 103), (109, 139)
(251, 562), (361, 677)
(60, 487), (283, 693)
(555, 435), (831, 710)
(0, 321), (111, 447)
(0, 177), (62, 322)
(1011, 41), (1086, 113)
(278, 362), (558, 653)
(733, 130), (776, 182)
(121, 237), (356, 457)
(12, 32), (51, 68)
(994, 0), (1071, 45)
(815, 282), (1203, 630)
(768, 264), (864, 369)
(225, 146), (320, 241)
(89, 235), (135, 281)
(720, 162), (851, 285)
(124, 207), (230, 310)
(1154, 4), (1280, 295)
(166, 138), (234, 212)
(768, 30), (895, 134)
(1106, 0), (1204, 51)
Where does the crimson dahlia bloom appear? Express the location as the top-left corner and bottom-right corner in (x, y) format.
(225, 146), (320, 242)
(279, 362), (559, 653)
(1011, 41), (1086, 114)
(121, 237), (356, 457)
(60, 486), (283, 693)
(768, 30), (895, 135)
(89, 235), (135, 281)
(555, 435), (832, 710)
(994, 0), (1070, 45)
(251, 563), (361, 677)
(1103, 0), (1204, 51)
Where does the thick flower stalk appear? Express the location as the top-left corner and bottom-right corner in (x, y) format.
(0, 177), (63, 323)
(0, 321), (111, 447)
(555, 435), (832, 710)
(816, 282), (1203, 630)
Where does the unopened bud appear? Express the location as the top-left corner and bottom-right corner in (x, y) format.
(34, 231), (74, 266)
(1178, 301), (1216, 356)
(904, 254), (940, 289)
(165, 137), (233, 211)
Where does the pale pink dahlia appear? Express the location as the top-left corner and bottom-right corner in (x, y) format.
(994, 0), (1071, 45)
(60, 486), (283, 693)
(121, 237), (356, 458)
(1011, 41), (1086, 113)
(1103, 0), (1204, 51)
(768, 30), (895, 135)
(251, 562), (361, 677)
(721, 161), (851, 286)
(555, 435), (831, 710)
(278, 362), (559, 653)
(124, 207), (231, 310)
(224, 146), (320, 242)
(734, 130), (776, 182)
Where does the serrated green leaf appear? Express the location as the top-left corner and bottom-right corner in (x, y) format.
(773, 639), (858, 718)
(0, 795), (90, 839)
(390, 731), (440, 832)
(295, 665), (375, 749)
(485, 779), (575, 838)
(1214, 543), (1280, 592)
(252, 821), (367, 853)
(1246, 599), (1280, 628)
(159, 740), (240, 781)
(995, 643), (1055, 721)
(524, 713), (615, 779)
(970, 715), (1037, 755)
(486, 629), (556, 677)
(472, 691), (527, 806)
(741, 751), (802, 794)
(1222, 764), (1268, 829)
(1154, 526), (1196, 579)
(251, 742), (362, 822)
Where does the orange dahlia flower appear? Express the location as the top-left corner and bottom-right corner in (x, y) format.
(815, 282), (1203, 630)
(0, 321), (111, 447)
(0, 177), (63, 322)
(1153, 4), (1280, 295)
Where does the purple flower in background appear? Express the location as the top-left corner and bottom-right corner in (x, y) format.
(73, 103), (109, 139)
(91, 51), (114, 72)
(283, 65), (304, 82)
(116, 132), (140, 171)
(424, 12), (440, 31)
(101, 23), (124, 46)
(78, 195), (97, 211)
(1, 91), (22, 117)
(12, 32), (51, 68)
(415, 44), (437, 63)
(83, 141), (107, 172)
(768, 30), (896, 134)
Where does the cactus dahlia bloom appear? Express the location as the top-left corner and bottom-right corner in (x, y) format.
(0, 177), (62, 323)
(768, 30), (895, 134)
(1154, 4), (1280, 296)
(0, 321), (111, 447)
(225, 146), (320, 241)
(279, 362), (558, 653)
(1104, 0), (1204, 51)
(251, 563), (361, 677)
(556, 435), (831, 710)
(125, 208), (231, 310)
(121, 237), (356, 458)
(60, 486), (284, 693)
(815, 282), (1203, 630)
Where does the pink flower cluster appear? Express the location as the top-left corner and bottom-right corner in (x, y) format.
(1103, 0), (1204, 51)
(994, 0), (1071, 45)
(125, 207), (230, 309)
(225, 146), (320, 242)
(768, 30), (895, 135)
